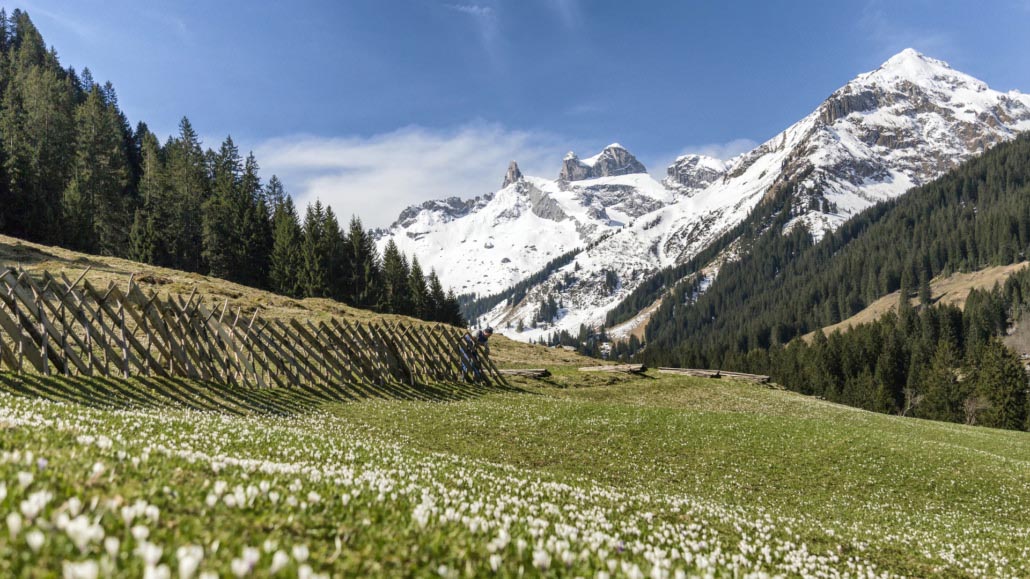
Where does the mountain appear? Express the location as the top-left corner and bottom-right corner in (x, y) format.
(379, 49), (1030, 340)
(377, 145), (671, 298)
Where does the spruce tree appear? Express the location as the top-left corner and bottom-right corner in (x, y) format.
(380, 240), (411, 314)
(269, 197), (304, 298)
(165, 118), (208, 272)
(408, 257), (431, 319)
(63, 84), (131, 255)
(323, 206), (350, 302)
(300, 201), (329, 297)
(427, 270), (447, 322)
(347, 216), (381, 309)
(974, 340), (1028, 430)
(202, 136), (243, 280)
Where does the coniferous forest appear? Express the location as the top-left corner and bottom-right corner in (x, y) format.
(630, 134), (1030, 431)
(0, 10), (463, 326)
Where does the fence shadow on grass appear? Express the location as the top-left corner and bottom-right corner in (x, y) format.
(0, 371), (526, 417)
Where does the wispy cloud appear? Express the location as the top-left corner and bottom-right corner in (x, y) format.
(19, 0), (100, 41)
(566, 101), (608, 116)
(443, 2), (501, 59)
(445, 3), (495, 17)
(679, 138), (758, 161)
(254, 124), (569, 228)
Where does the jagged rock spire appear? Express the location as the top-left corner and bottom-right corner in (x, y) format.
(502, 160), (523, 188)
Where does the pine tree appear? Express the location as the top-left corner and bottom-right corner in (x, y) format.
(300, 201), (329, 297)
(0, 29), (76, 244)
(128, 208), (156, 264)
(917, 340), (964, 423)
(973, 340), (1028, 430)
(380, 240), (411, 314)
(408, 257), (431, 319)
(202, 136), (243, 280)
(347, 216), (381, 309)
(323, 206), (350, 302)
(427, 270), (447, 322)
(269, 197), (304, 298)
(165, 118), (208, 272)
(444, 288), (469, 325)
(63, 84), (131, 254)
(236, 153), (271, 288)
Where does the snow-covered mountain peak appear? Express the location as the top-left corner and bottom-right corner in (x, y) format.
(560, 143), (647, 181)
(855, 48), (986, 93)
(664, 154), (730, 195)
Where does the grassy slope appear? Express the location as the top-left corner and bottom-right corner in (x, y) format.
(327, 371), (1030, 576)
(803, 261), (1030, 342)
(1, 371), (1029, 576)
(0, 233), (593, 370)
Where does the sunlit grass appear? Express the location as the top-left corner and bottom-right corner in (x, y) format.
(1, 370), (1028, 577)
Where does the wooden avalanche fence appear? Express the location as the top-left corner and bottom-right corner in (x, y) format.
(0, 268), (506, 390)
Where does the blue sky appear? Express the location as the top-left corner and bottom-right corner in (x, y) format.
(15, 0), (1030, 225)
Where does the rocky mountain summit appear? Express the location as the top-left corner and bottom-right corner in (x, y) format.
(559, 144), (648, 181)
(379, 49), (1030, 342)
(664, 154), (730, 195)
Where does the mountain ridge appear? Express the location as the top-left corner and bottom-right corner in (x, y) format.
(379, 49), (1030, 340)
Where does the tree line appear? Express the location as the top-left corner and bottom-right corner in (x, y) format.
(0, 9), (463, 326)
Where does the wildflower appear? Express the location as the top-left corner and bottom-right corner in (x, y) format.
(292, 544), (309, 563)
(176, 545), (204, 579)
(533, 549), (551, 570)
(104, 537), (120, 558)
(62, 560), (99, 579)
(132, 525), (150, 541)
(6, 511), (22, 539)
(26, 529), (45, 552)
(270, 550), (290, 574)
(17, 471), (33, 488)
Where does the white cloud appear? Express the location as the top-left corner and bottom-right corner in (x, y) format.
(254, 124), (569, 228)
(679, 138), (759, 161)
(445, 3), (495, 17)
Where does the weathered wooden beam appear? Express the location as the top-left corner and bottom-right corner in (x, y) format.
(579, 363), (646, 374)
(498, 368), (551, 378)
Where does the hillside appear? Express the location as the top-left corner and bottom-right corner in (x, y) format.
(0, 233), (590, 370)
(805, 261), (1030, 340)
(2, 371), (1029, 576)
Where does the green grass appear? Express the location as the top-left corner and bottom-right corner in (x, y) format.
(0, 370), (1028, 577)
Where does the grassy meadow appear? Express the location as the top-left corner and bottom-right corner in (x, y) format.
(0, 368), (1028, 577)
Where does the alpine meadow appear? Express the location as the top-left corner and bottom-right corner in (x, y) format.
(1, 4), (1030, 578)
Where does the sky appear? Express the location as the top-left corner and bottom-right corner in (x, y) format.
(14, 0), (1030, 226)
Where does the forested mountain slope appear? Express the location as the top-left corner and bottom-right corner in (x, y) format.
(638, 134), (1030, 430)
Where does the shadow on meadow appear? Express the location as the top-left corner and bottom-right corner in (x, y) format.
(0, 371), (525, 416)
